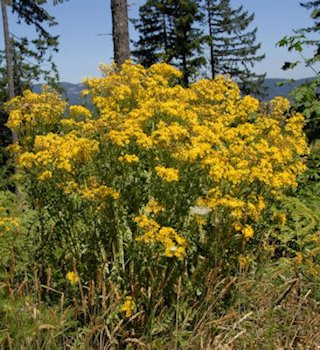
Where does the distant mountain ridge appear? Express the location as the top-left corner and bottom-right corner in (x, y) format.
(263, 77), (316, 100)
(33, 77), (317, 105)
(33, 82), (85, 105)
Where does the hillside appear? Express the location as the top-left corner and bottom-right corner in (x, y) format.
(264, 77), (316, 100)
(33, 82), (85, 105)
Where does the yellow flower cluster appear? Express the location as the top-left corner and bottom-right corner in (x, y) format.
(81, 62), (306, 214)
(120, 296), (135, 318)
(135, 215), (187, 260)
(7, 61), (308, 258)
(154, 166), (179, 182)
(0, 216), (20, 235)
(66, 271), (80, 285)
(145, 199), (165, 215)
(277, 211), (287, 226)
(118, 154), (139, 163)
(241, 225), (254, 240)
(37, 170), (53, 181)
(5, 88), (66, 129)
(79, 177), (119, 201)
(270, 96), (291, 117)
(18, 132), (99, 174)
(69, 105), (92, 120)
(234, 223), (254, 240)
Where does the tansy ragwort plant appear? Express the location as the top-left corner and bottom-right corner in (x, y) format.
(5, 62), (308, 321)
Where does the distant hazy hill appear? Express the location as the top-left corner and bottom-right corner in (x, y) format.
(33, 78), (316, 105)
(33, 82), (85, 105)
(264, 77), (316, 100)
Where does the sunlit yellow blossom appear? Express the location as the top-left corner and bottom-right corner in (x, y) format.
(66, 271), (80, 285)
(57, 160), (73, 172)
(0, 216), (20, 234)
(145, 199), (165, 214)
(195, 215), (207, 226)
(120, 296), (135, 318)
(270, 96), (291, 116)
(154, 166), (179, 182)
(118, 154), (139, 163)
(135, 213), (186, 260)
(6, 143), (21, 154)
(241, 225), (254, 240)
(157, 227), (187, 260)
(69, 105), (92, 120)
(37, 170), (53, 181)
(5, 88), (66, 129)
(276, 211), (287, 226)
(17, 133), (100, 175)
(134, 215), (160, 233)
(18, 152), (36, 168)
(135, 214), (187, 260)
(151, 121), (189, 146)
(239, 95), (259, 115)
(80, 184), (119, 201)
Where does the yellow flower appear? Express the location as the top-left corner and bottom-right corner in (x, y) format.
(195, 215), (207, 226)
(134, 215), (160, 232)
(37, 170), (53, 181)
(158, 227), (187, 260)
(80, 183), (119, 201)
(69, 105), (92, 120)
(6, 143), (21, 154)
(234, 223), (242, 232)
(276, 211), (287, 227)
(118, 154), (139, 163)
(0, 216), (20, 234)
(120, 296), (135, 318)
(66, 271), (80, 285)
(5, 88), (66, 130)
(241, 225), (254, 240)
(18, 152), (36, 168)
(154, 166), (179, 182)
(145, 199), (165, 214)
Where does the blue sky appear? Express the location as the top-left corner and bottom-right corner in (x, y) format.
(1, 0), (317, 83)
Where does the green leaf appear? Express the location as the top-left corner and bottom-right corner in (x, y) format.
(282, 61), (300, 70)
(311, 9), (320, 19)
(276, 79), (295, 87)
(277, 37), (288, 47)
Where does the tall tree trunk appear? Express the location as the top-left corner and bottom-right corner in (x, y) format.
(111, 0), (130, 67)
(1, 0), (17, 144)
(1, 0), (21, 201)
(207, 0), (215, 79)
(182, 54), (189, 86)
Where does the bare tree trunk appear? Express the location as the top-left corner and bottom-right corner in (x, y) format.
(1, 0), (18, 144)
(1, 0), (21, 201)
(111, 0), (130, 68)
(207, 0), (215, 79)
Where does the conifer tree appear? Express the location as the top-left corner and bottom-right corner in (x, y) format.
(132, 0), (206, 85)
(132, 0), (169, 67)
(298, 0), (320, 64)
(205, 0), (266, 96)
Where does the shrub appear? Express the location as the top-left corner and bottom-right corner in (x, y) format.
(4, 62), (308, 341)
